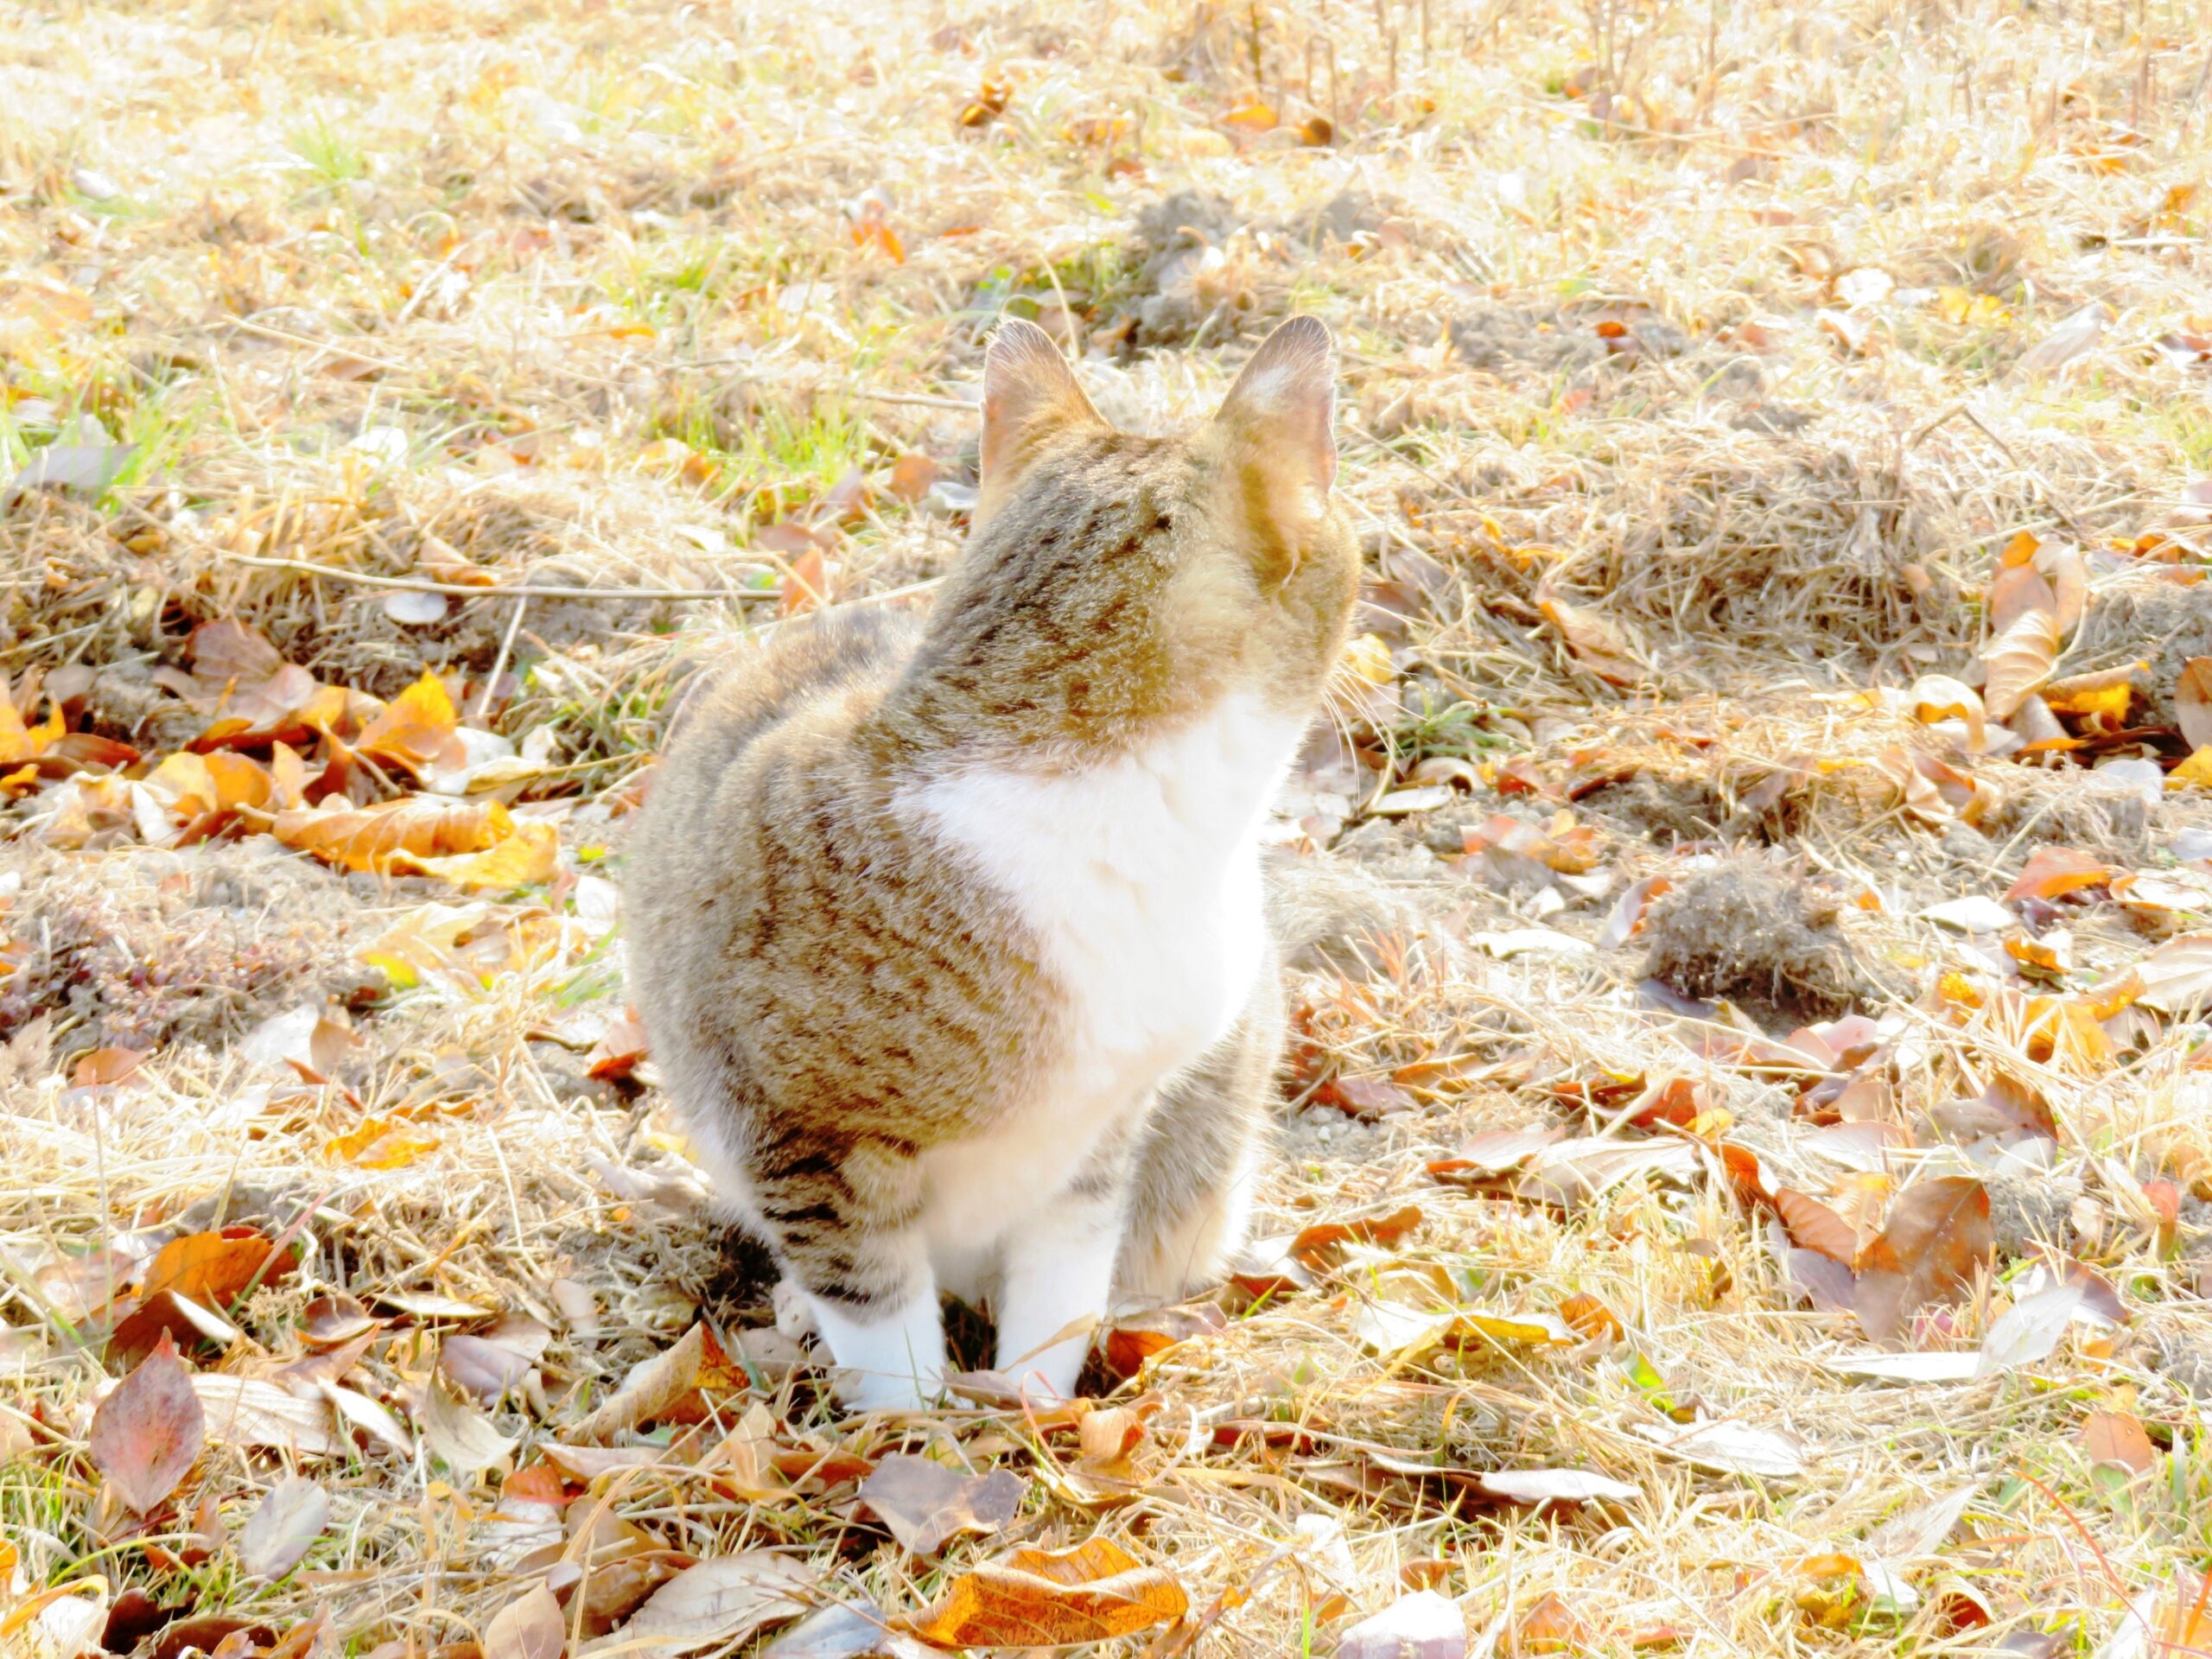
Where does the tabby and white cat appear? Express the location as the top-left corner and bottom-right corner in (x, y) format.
(625, 315), (1357, 1408)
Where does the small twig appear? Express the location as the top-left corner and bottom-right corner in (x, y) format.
(478, 596), (529, 724)
(214, 550), (774, 602)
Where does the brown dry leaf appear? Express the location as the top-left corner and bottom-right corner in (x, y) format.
(886, 453), (938, 503)
(2079, 1409), (2157, 1476)
(1599, 875), (1671, 949)
(1507, 1592), (1587, 1656)
(90, 1332), (206, 1515)
(900, 1536), (1188, 1648)
(1982, 607), (2062, 720)
(860, 1456), (1024, 1554)
(1878, 1176), (1993, 1327)
(142, 1230), (289, 1308)
(1556, 1292), (1623, 1342)
(587, 1007), (651, 1081)
(440, 1333), (537, 1405)
(326, 1116), (439, 1169)
(1538, 594), (1639, 686)
(1290, 1204), (1423, 1266)
(1776, 1190), (1858, 1266)
(2005, 847), (2114, 901)
(2179, 658), (2212, 751)
(71, 1046), (146, 1087)
(1907, 675), (1986, 745)
(1099, 1304), (1226, 1380)
(238, 1477), (328, 1581)
(193, 1376), (345, 1457)
(484, 1586), (566, 1659)
(273, 796), (513, 874)
(568, 1321), (706, 1443)
(604, 1553), (817, 1654)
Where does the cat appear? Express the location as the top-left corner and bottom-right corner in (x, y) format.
(624, 315), (1357, 1409)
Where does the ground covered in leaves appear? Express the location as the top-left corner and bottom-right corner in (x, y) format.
(6, 0), (2212, 1655)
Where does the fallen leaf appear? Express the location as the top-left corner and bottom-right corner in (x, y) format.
(238, 1477), (328, 1580)
(2134, 935), (2212, 1013)
(193, 1376), (345, 1457)
(2080, 1410), (2157, 1476)
(1099, 1303), (1225, 1379)
(485, 1586), (566, 1659)
(354, 670), (465, 779)
(1539, 593), (1639, 686)
(1508, 1592), (1587, 1656)
(860, 1457), (1024, 1554)
(1290, 1205), (1423, 1265)
(1630, 1419), (1807, 1478)
(762, 1605), (930, 1659)
(1874, 1176), (1994, 1336)
(418, 1379), (517, 1477)
(1599, 875), (1672, 949)
(1983, 607), (2062, 720)
(142, 1230), (289, 1308)
(1776, 1190), (1859, 1266)
(441, 1332), (537, 1404)
(1556, 1292), (1623, 1342)
(1976, 1283), (2085, 1373)
(1337, 1590), (1467, 1659)
(90, 1333), (206, 1514)
(411, 818), (559, 892)
(2179, 659), (2212, 751)
(272, 796), (515, 874)
(604, 1553), (817, 1654)
(900, 1536), (1188, 1648)
(569, 1323), (707, 1443)
(2006, 847), (2114, 901)
(1475, 1468), (1640, 1505)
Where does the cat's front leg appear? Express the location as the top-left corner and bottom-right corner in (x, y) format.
(751, 1125), (945, 1411)
(991, 1135), (1134, 1401)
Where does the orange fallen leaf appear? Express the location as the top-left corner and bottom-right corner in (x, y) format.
(142, 1231), (291, 1307)
(2005, 847), (2113, 901)
(2079, 1409), (2157, 1475)
(272, 796), (513, 874)
(901, 1536), (1187, 1647)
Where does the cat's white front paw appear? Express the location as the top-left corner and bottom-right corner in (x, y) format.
(772, 1277), (819, 1340)
(809, 1287), (947, 1414)
(831, 1363), (946, 1414)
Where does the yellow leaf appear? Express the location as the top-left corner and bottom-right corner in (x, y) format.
(2170, 747), (2212, 790)
(1224, 99), (1277, 130)
(327, 1116), (438, 1168)
(354, 671), (462, 777)
(404, 819), (558, 891)
(1339, 632), (1397, 687)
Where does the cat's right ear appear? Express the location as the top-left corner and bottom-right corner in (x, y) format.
(978, 318), (1103, 523)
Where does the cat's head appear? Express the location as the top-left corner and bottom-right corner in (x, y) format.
(960, 315), (1359, 732)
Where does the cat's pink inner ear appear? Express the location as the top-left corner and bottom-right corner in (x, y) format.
(980, 319), (1100, 491)
(1214, 315), (1338, 498)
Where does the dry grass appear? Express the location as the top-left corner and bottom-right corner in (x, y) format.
(6, 0), (2212, 1656)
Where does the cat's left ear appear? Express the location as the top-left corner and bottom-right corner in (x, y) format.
(1212, 315), (1338, 519)
(979, 318), (1103, 521)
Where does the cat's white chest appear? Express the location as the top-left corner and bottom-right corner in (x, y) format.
(907, 695), (1307, 1114)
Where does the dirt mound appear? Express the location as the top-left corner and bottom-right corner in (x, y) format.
(2069, 575), (2212, 732)
(0, 840), (380, 1058)
(1639, 855), (1893, 1028)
